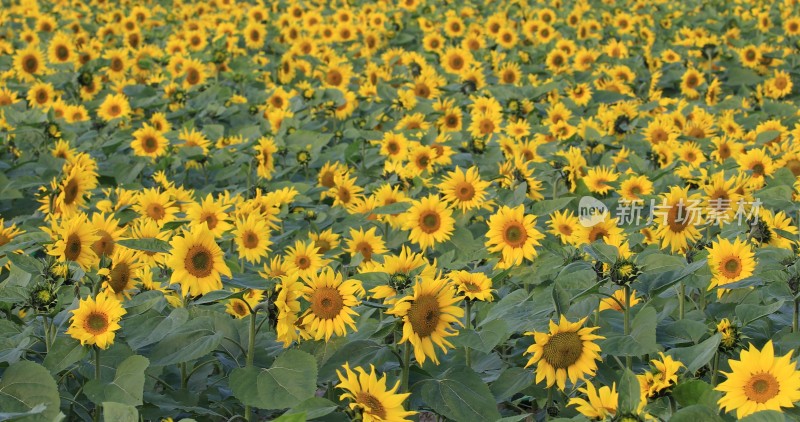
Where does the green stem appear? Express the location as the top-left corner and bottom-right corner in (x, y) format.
(678, 282), (685, 320)
(401, 342), (411, 394)
(93, 347), (101, 422)
(624, 284), (632, 370)
(43, 317), (51, 354)
(244, 309), (259, 422)
(711, 352), (720, 386)
(464, 300), (472, 368)
(180, 362), (188, 389)
(794, 299), (799, 333)
(545, 387), (553, 420)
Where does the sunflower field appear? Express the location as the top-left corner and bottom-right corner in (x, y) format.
(5, 0), (800, 421)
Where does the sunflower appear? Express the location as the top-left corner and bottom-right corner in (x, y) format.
(100, 248), (142, 299)
(167, 225), (232, 297)
(327, 172), (364, 208)
(485, 205), (545, 267)
(182, 58), (207, 89)
(46, 213), (99, 270)
(653, 186), (703, 253)
(274, 275), (306, 347)
(717, 341), (800, 419)
(524, 315), (604, 391)
(548, 210), (580, 245)
(47, 32), (75, 65)
(56, 164), (98, 215)
(233, 213), (272, 264)
(387, 275), (463, 365)
(639, 353), (683, 399)
(26, 82), (55, 109)
(569, 381), (618, 420)
(66, 291), (126, 349)
(186, 194), (232, 238)
(97, 93), (131, 122)
(131, 124), (169, 159)
(440, 47), (473, 75)
(134, 188), (178, 226)
(345, 227), (387, 265)
(403, 194), (455, 250)
(285, 239), (327, 280)
(619, 175), (653, 201)
(598, 288), (641, 312)
(13, 45), (46, 81)
(90, 213), (125, 258)
(707, 237), (756, 292)
(299, 267), (363, 342)
(126, 218), (170, 268)
(584, 166), (619, 195)
(376, 132), (409, 162)
(337, 364), (416, 422)
(438, 166), (491, 212)
(737, 148), (775, 182)
(449, 270), (494, 302)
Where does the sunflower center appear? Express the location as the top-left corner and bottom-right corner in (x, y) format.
(56, 45), (69, 61)
(23, 55), (39, 73)
(232, 300), (248, 316)
(721, 257), (742, 279)
(503, 222), (528, 247)
(310, 286), (344, 319)
(109, 262), (131, 293)
(542, 331), (584, 369)
(109, 104), (121, 116)
(186, 68), (200, 85)
(111, 58), (124, 72)
(666, 204), (690, 233)
(408, 294), (440, 337)
(785, 159), (800, 176)
(92, 231), (115, 256)
(449, 55), (464, 70)
(201, 212), (218, 230)
(320, 171), (336, 188)
(84, 312), (109, 335)
(455, 182), (475, 201)
(147, 203), (166, 221)
(744, 373), (780, 403)
(326, 70), (343, 86)
(63, 178), (80, 205)
(315, 239), (332, 254)
(296, 256), (311, 269)
(243, 231), (259, 248)
(338, 187), (351, 204)
(143, 136), (158, 152)
(356, 392), (387, 419)
(356, 242), (373, 261)
(751, 163), (765, 176)
(65, 234), (82, 261)
(185, 245), (213, 278)
(419, 211), (441, 233)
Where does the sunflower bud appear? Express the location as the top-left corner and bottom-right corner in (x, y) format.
(470, 137), (486, 154)
(461, 80), (477, 95)
(390, 273), (411, 292)
(28, 284), (57, 313)
(296, 150), (311, 165)
(610, 259), (640, 285)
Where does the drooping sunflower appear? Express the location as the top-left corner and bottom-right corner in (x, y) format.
(448, 270), (494, 302)
(403, 194), (455, 250)
(166, 225), (232, 297)
(337, 364), (416, 422)
(524, 315), (604, 391)
(569, 381), (618, 420)
(66, 290), (126, 349)
(46, 213), (99, 270)
(707, 237), (756, 292)
(387, 275), (464, 365)
(299, 267), (363, 342)
(345, 227), (387, 265)
(233, 214), (272, 264)
(485, 205), (545, 267)
(717, 341), (800, 419)
(438, 166), (491, 212)
(131, 124), (169, 158)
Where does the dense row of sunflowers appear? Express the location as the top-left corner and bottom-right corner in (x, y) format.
(2, 0), (800, 420)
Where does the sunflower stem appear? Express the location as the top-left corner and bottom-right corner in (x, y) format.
(623, 284), (631, 370)
(93, 347), (101, 422)
(244, 309), (259, 422)
(710, 351), (720, 387)
(464, 300), (472, 368)
(678, 282), (685, 320)
(43, 316), (51, 354)
(793, 298), (799, 333)
(180, 362), (188, 389)
(545, 387), (553, 420)
(401, 342), (411, 394)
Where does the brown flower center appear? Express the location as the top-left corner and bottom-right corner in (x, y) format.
(243, 231), (259, 249)
(65, 234), (82, 261)
(408, 294), (440, 337)
(419, 211), (441, 233)
(185, 245), (213, 278)
(720, 257), (742, 279)
(108, 262), (131, 293)
(502, 222), (528, 247)
(84, 312), (109, 335)
(542, 331), (584, 369)
(23, 55), (39, 73)
(744, 373), (780, 403)
(92, 231), (115, 257)
(454, 182), (475, 201)
(63, 178), (80, 205)
(310, 286), (344, 319)
(356, 392), (387, 419)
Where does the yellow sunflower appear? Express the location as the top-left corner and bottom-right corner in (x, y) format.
(46, 213), (99, 270)
(524, 315), (604, 391)
(717, 341), (800, 419)
(653, 186), (703, 253)
(131, 124), (169, 158)
(438, 166), (491, 212)
(56, 164), (98, 216)
(387, 275), (464, 365)
(448, 270), (494, 302)
(186, 194), (232, 238)
(403, 194), (455, 250)
(299, 267), (363, 342)
(97, 93), (131, 122)
(345, 227), (387, 265)
(485, 205), (545, 267)
(166, 225), (232, 296)
(285, 240), (327, 280)
(134, 188), (178, 226)
(274, 275), (306, 347)
(13, 45), (46, 81)
(569, 381), (618, 420)
(337, 364), (416, 422)
(66, 290), (126, 349)
(100, 248), (142, 299)
(233, 214), (272, 264)
(707, 237), (756, 292)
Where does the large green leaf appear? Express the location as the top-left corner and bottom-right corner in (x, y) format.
(451, 319), (509, 354)
(667, 334), (721, 373)
(670, 405), (724, 422)
(85, 355), (149, 406)
(0, 361), (61, 421)
(149, 316), (223, 366)
(42, 337), (88, 374)
(617, 369), (640, 414)
(230, 349), (318, 410)
(102, 402), (138, 422)
(420, 366), (501, 422)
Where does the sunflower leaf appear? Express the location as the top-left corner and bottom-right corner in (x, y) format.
(617, 369), (640, 414)
(117, 238), (171, 253)
(0, 361), (61, 421)
(229, 349), (318, 410)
